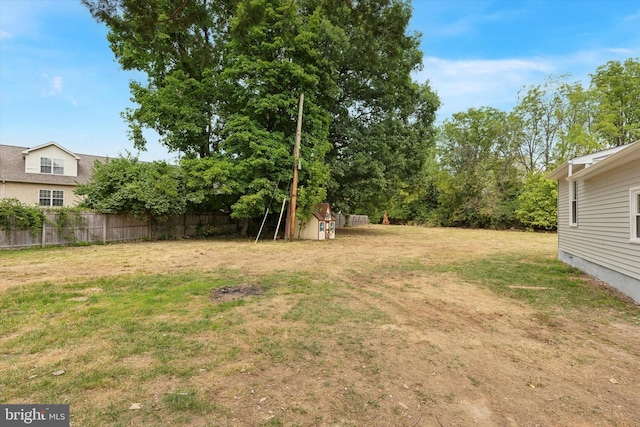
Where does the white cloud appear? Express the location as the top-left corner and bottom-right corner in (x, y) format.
(605, 47), (633, 55)
(41, 74), (63, 96)
(50, 76), (62, 95)
(415, 45), (640, 122)
(0, 29), (13, 39)
(425, 6), (525, 38)
(416, 57), (555, 120)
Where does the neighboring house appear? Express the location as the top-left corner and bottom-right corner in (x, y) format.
(295, 203), (336, 240)
(547, 140), (640, 303)
(0, 142), (106, 207)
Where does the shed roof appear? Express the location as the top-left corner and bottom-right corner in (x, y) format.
(312, 203), (334, 221)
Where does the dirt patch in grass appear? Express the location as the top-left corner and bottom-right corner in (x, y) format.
(210, 285), (265, 303)
(1, 226), (639, 426)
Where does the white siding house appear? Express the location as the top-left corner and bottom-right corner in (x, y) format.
(547, 141), (640, 303)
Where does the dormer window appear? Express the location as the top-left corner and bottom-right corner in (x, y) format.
(41, 157), (64, 174)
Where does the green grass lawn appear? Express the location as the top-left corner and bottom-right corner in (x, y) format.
(1, 229), (638, 426)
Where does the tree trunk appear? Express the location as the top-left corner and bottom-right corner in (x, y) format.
(240, 218), (250, 237)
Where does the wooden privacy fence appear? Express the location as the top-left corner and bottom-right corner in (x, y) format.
(0, 212), (238, 249)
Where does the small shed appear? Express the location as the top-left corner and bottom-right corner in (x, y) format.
(296, 203), (336, 240)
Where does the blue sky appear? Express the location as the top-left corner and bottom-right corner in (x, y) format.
(1, 0), (639, 162)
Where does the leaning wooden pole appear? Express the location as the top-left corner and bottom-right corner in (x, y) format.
(288, 93), (304, 241)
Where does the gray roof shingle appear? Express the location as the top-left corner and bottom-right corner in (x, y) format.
(0, 144), (108, 185)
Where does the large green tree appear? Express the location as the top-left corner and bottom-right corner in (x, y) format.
(591, 58), (640, 147)
(84, 0), (439, 227)
(512, 78), (565, 172)
(82, 0), (235, 157)
(515, 172), (557, 230)
(321, 0), (440, 218)
(328, 84), (439, 220)
(213, 0), (341, 224)
(551, 80), (600, 165)
(436, 107), (521, 228)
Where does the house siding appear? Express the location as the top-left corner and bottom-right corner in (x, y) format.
(2, 182), (82, 206)
(557, 160), (640, 301)
(297, 217), (321, 240)
(24, 145), (79, 177)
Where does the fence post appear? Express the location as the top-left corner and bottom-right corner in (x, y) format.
(103, 214), (107, 243)
(42, 220), (46, 248)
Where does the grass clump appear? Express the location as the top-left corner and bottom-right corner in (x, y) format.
(441, 254), (638, 315)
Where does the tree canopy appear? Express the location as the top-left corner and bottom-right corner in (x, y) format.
(75, 155), (190, 221)
(590, 58), (640, 147)
(83, 0), (440, 228)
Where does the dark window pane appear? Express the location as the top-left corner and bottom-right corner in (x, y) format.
(40, 157), (52, 174)
(39, 190), (51, 206)
(53, 159), (64, 174)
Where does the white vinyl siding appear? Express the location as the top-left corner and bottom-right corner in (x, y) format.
(558, 160), (640, 282)
(24, 145), (78, 177)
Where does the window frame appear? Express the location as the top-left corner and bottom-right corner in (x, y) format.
(569, 179), (578, 227)
(40, 157), (64, 175)
(40, 157), (52, 174)
(39, 189), (64, 207)
(53, 159), (64, 174)
(630, 186), (640, 243)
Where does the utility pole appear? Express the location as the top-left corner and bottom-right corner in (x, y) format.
(287, 93), (304, 241)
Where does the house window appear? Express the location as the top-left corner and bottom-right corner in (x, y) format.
(570, 180), (578, 226)
(39, 190), (64, 207)
(631, 187), (640, 242)
(40, 157), (64, 174)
